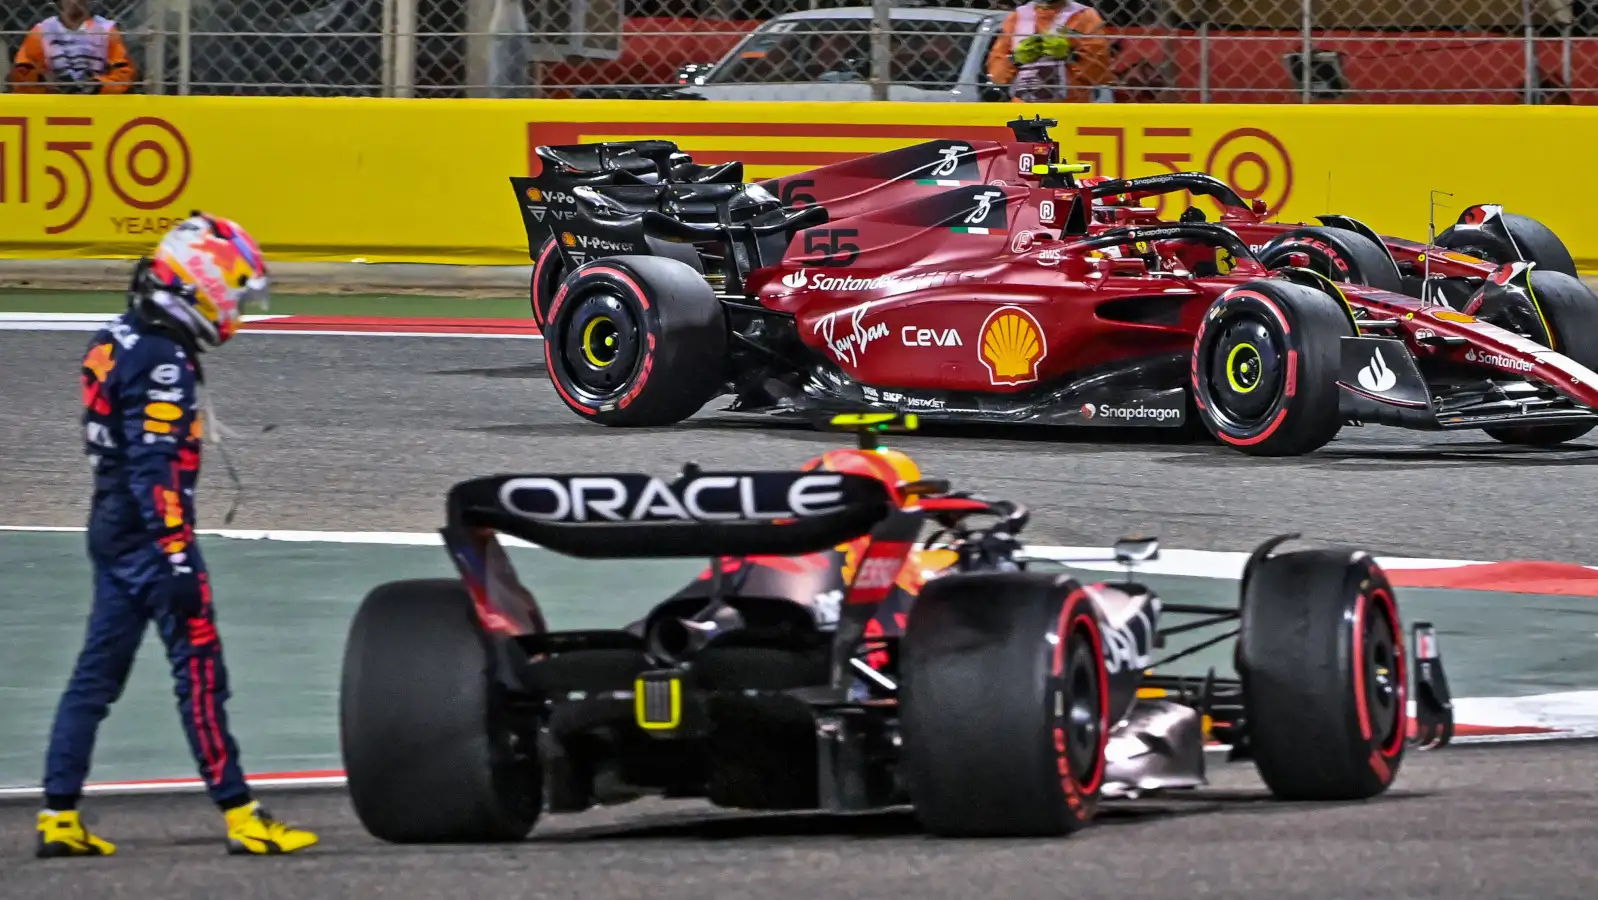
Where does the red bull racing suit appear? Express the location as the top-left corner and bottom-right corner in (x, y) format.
(43, 311), (249, 811)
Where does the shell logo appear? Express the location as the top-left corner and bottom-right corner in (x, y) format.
(561, 232), (577, 247)
(526, 187), (544, 201)
(979, 305), (1047, 385)
(1430, 308), (1477, 324)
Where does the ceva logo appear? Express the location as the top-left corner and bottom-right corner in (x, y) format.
(782, 269), (808, 290)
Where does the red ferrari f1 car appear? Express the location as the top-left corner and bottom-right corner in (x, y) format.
(339, 414), (1455, 841)
(509, 120), (1598, 456)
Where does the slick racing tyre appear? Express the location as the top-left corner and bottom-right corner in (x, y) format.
(529, 235), (565, 329)
(900, 572), (1109, 837)
(544, 255), (728, 427)
(1437, 211), (1578, 278)
(1239, 547), (1406, 801)
(340, 579), (540, 843)
(1467, 269), (1598, 446)
(1256, 226), (1405, 293)
(1191, 280), (1353, 456)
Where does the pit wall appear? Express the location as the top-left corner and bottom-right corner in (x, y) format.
(0, 96), (1592, 269)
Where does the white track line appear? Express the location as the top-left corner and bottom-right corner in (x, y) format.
(242, 329), (542, 339)
(0, 313), (542, 340)
(0, 525), (1546, 576)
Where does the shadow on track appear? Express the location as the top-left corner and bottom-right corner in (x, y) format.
(532, 790), (1433, 843)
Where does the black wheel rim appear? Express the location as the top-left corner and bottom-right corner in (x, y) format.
(1063, 633), (1103, 783)
(557, 287), (643, 401)
(1362, 603), (1401, 751)
(1204, 313), (1285, 428)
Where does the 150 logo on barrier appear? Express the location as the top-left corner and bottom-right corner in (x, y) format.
(1070, 125), (1294, 219)
(0, 115), (192, 236)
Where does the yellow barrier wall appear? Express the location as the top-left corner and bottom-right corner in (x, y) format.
(0, 96), (1594, 268)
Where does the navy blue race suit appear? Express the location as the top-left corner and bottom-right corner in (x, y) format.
(43, 310), (250, 810)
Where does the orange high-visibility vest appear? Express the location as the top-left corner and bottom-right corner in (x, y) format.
(9, 15), (136, 94)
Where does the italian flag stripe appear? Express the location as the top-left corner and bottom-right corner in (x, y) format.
(950, 226), (1005, 234)
(915, 179), (965, 186)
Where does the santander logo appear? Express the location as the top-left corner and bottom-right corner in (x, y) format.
(782, 269), (808, 289)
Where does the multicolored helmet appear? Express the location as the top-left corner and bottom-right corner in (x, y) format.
(135, 212), (269, 348)
(803, 446), (924, 507)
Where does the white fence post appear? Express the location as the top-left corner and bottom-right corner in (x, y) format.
(395, 0), (418, 98)
(147, 0), (169, 94)
(177, 0), (192, 95)
(870, 0), (891, 102)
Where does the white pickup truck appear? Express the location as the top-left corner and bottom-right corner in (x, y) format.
(673, 6), (1014, 103)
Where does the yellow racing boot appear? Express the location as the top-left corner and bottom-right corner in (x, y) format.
(224, 801), (319, 855)
(36, 810), (116, 858)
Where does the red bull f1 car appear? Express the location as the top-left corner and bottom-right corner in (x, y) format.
(508, 119), (1598, 456)
(338, 415), (1455, 841)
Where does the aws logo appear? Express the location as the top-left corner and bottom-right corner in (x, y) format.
(979, 306), (1046, 386)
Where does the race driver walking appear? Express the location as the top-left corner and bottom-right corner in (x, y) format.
(36, 214), (319, 858)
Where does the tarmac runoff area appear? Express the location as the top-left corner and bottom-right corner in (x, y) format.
(4, 294), (1598, 898)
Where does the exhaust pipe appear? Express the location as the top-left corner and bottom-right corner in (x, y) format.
(647, 603), (744, 662)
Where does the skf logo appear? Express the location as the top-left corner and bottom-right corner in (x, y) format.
(526, 187), (543, 202)
(980, 306), (1047, 386)
(561, 232), (577, 248)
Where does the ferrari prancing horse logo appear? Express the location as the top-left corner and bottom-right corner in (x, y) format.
(979, 306), (1047, 386)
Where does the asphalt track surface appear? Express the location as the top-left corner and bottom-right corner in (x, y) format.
(6, 330), (1598, 561)
(7, 330), (1598, 899)
(5, 740), (1598, 900)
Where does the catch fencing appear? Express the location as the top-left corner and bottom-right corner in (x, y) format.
(0, 0), (1591, 102)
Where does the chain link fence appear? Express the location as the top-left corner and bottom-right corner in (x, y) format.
(2, 0), (1595, 102)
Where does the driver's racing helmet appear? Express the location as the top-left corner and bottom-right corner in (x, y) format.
(132, 213), (270, 349)
(802, 447), (923, 508)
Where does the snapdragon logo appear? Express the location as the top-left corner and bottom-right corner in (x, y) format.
(1083, 403), (1182, 422)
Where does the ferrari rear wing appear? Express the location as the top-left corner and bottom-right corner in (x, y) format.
(510, 141), (744, 262)
(444, 470), (894, 559)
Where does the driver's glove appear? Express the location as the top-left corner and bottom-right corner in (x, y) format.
(156, 533), (206, 619)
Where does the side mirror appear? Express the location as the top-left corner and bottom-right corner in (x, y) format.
(1109, 257), (1149, 277)
(1113, 535), (1160, 565)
